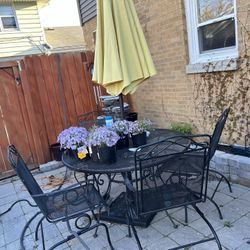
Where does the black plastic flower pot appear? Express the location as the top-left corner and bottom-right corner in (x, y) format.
(91, 145), (117, 164)
(117, 135), (129, 150)
(131, 132), (147, 147)
(69, 149), (90, 160)
(126, 112), (138, 122)
(50, 143), (63, 161)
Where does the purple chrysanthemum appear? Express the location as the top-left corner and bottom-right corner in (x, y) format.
(128, 119), (153, 135)
(112, 120), (130, 136)
(57, 127), (88, 150)
(88, 126), (120, 147)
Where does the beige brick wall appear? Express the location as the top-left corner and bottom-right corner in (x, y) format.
(82, 18), (97, 51)
(82, 0), (250, 144)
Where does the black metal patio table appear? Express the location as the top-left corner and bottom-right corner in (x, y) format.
(62, 129), (179, 227)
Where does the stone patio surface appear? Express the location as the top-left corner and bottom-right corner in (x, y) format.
(0, 166), (250, 250)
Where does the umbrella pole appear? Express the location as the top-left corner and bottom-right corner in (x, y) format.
(119, 94), (125, 119)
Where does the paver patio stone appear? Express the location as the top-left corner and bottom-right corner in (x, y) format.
(111, 236), (138, 250)
(98, 224), (127, 242)
(145, 236), (178, 250)
(1, 168), (250, 250)
(236, 241), (250, 250)
(207, 180), (230, 193)
(151, 216), (182, 236)
(0, 193), (18, 207)
(0, 182), (16, 199)
(188, 215), (224, 237)
(189, 241), (228, 250)
(170, 207), (200, 225)
(168, 226), (204, 246)
(0, 233), (5, 247)
(216, 227), (247, 250)
(212, 192), (236, 207)
(220, 184), (250, 198)
(68, 235), (108, 250)
(222, 198), (250, 216)
(134, 225), (164, 248)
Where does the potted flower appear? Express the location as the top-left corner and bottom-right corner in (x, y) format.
(129, 119), (152, 147)
(57, 126), (89, 160)
(112, 120), (130, 149)
(88, 126), (120, 164)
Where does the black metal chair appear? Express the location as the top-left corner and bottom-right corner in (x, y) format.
(126, 134), (222, 250)
(77, 110), (105, 129)
(7, 145), (114, 250)
(175, 108), (231, 223)
(208, 108), (232, 203)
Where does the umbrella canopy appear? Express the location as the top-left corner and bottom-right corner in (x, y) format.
(92, 0), (156, 96)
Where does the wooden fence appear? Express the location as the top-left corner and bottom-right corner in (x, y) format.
(0, 51), (100, 178)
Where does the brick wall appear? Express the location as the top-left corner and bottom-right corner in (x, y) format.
(82, 18), (97, 51)
(81, 0), (250, 144)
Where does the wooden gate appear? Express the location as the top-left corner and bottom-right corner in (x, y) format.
(0, 52), (100, 178)
(0, 62), (37, 178)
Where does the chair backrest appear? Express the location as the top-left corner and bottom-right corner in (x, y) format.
(209, 108), (230, 159)
(77, 110), (105, 129)
(134, 136), (209, 215)
(8, 145), (43, 196)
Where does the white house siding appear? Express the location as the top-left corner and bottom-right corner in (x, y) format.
(0, 1), (45, 60)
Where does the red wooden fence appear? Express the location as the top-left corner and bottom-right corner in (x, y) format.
(0, 51), (100, 178)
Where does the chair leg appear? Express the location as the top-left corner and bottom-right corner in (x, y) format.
(20, 212), (41, 250)
(0, 199), (37, 217)
(165, 210), (178, 228)
(40, 221), (46, 250)
(126, 212), (132, 237)
(209, 169), (233, 199)
(193, 204), (222, 250)
(35, 216), (45, 240)
(49, 222), (114, 250)
(184, 205), (188, 224)
(66, 218), (91, 250)
(169, 205), (222, 250)
(99, 223), (115, 250)
(91, 208), (100, 238)
(127, 207), (143, 250)
(206, 196), (223, 220)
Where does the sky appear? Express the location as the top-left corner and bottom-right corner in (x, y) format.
(39, 0), (81, 27)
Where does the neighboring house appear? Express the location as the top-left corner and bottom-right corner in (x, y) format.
(38, 0), (86, 53)
(0, 0), (85, 62)
(0, 0), (48, 61)
(78, 0), (250, 145)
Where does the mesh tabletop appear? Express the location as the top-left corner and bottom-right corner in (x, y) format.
(62, 129), (179, 174)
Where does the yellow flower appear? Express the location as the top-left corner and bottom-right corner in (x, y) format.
(77, 152), (87, 159)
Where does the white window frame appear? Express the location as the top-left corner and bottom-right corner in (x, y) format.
(185, 0), (238, 65)
(0, 4), (19, 32)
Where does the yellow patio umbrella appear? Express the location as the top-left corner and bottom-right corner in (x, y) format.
(92, 0), (156, 97)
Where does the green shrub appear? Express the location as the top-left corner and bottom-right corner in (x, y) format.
(171, 122), (192, 134)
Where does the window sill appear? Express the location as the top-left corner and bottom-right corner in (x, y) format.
(186, 59), (238, 74)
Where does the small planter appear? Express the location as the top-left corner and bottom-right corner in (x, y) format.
(91, 145), (117, 164)
(132, 132), (147, 147)
(127, 112), (138, 122)
(69, 149), (90, 160)
(116, 135), (129, 150)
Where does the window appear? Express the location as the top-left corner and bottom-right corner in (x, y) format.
(185, 0), (238, 65)
(0, 5), (18, 32)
